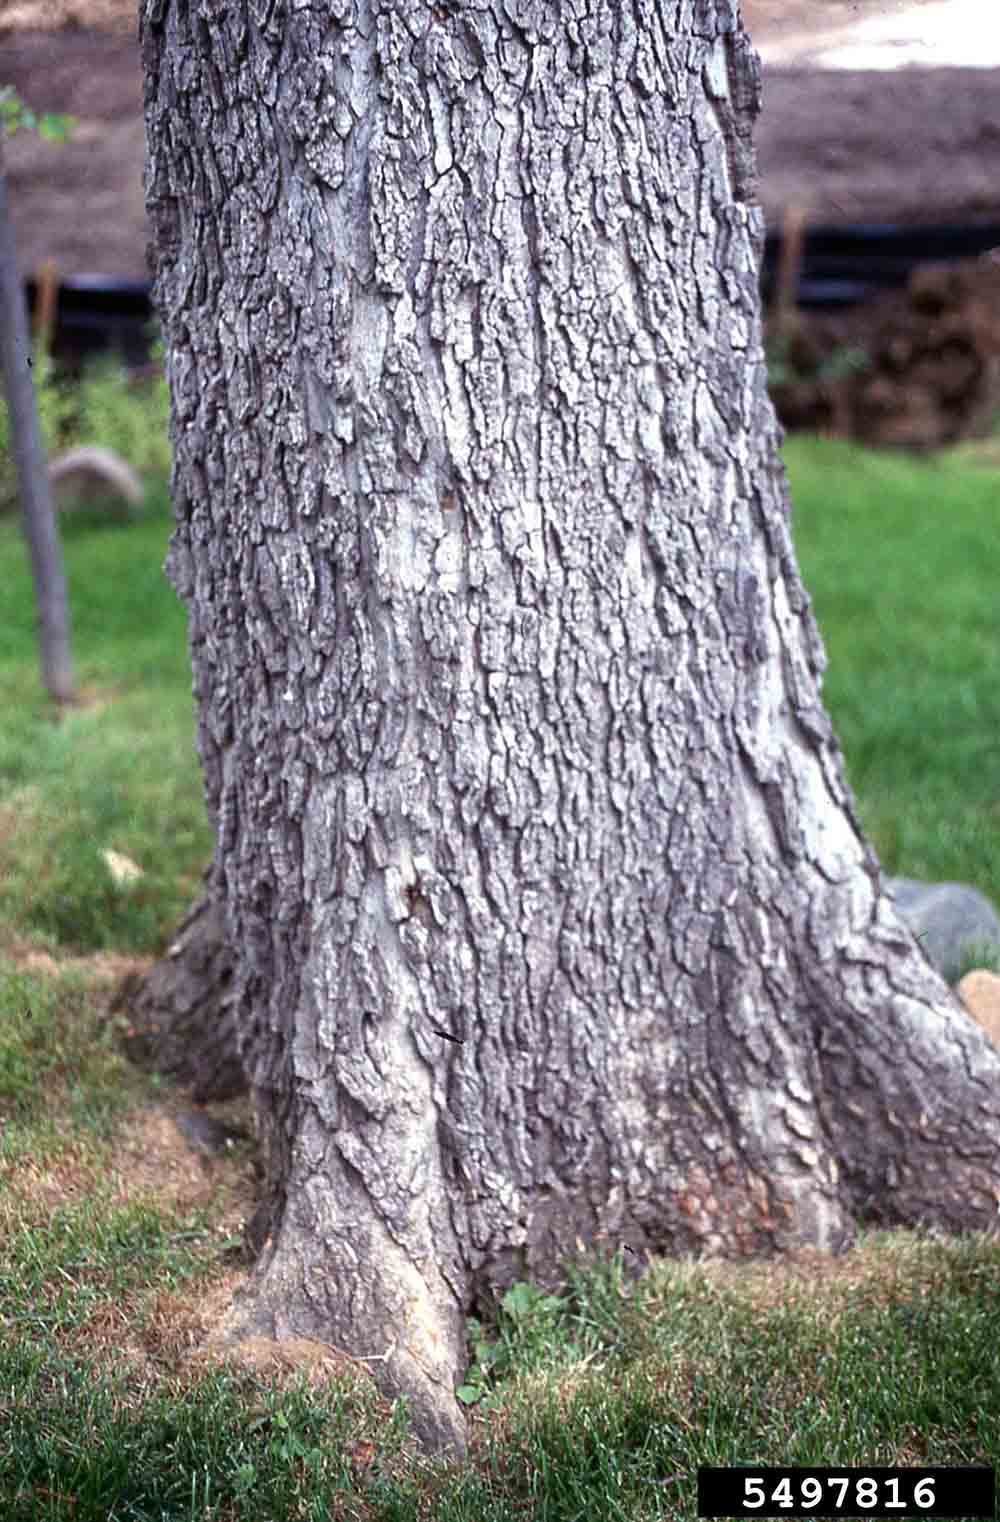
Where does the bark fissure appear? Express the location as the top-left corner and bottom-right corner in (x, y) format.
(138, 0), (1000, 1452)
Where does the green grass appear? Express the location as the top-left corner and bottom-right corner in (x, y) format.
(786, 436), (999, 905)
(1, 400), (999, 1516)
(0, 483), (211, 954)
(2, 1227), (1000, 1520)
(0, 965), (152, 1157)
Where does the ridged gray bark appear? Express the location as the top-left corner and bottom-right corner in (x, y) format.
(141, 0), (1000, 1451)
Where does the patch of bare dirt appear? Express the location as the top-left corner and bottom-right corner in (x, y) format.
(757, 68), (1000, 228)
(651, 1229), (961, 1326)
(187, 1333), (378, 1393)
(0, 925), (152, 983)
(0, 1097), (260, 1385)
(1, 1100), (257, 1223)
(112, 1103), (252, 1210)
(3, 26), (147, 280)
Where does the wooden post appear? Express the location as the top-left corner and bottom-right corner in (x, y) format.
(33, 256), (59, 352)
(774, 203), (807, 341)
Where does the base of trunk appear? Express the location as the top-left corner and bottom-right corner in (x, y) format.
(210, 1231), (471, 1457)
(114, 891), (246, 1103)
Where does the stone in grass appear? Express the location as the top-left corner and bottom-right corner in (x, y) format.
(49, 444), (144, 517)
(886, 876), (1000, 985)
(102, 848), (143, 886)
(956, 970), (1000, 1049)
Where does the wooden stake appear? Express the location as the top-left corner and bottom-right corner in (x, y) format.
(774, 203), (807, 340)
(33, 256), (59, 353)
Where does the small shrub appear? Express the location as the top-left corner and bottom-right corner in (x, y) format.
(73, 344), (171, 482)
(0, 344), (75, 509)
(0, 341), (170, 512)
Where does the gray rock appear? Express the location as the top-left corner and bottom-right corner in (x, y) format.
(172, 1107), (250, 1157)
(49, 444), (144, 516)
(886, 877), (1000, 984)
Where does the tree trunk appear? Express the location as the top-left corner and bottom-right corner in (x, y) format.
(138, 0), (1000, 1452)
(115, 883), (245, 1104)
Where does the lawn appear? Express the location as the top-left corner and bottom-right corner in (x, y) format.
(786, 436), (998, 902)
(0, 427), (998, 1520)
(0, 480), (209, 955)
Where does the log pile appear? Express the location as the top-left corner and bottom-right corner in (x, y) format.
(768, 251), (1000, 450)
